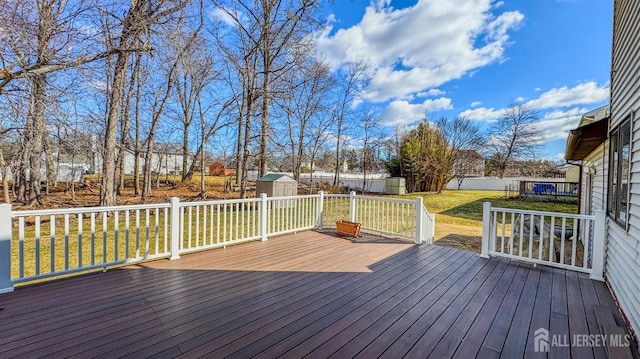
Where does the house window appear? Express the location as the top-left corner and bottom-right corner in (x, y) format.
(608, 117), (631, 227)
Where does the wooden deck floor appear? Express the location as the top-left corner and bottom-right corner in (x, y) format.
(0, 231), (635, 358)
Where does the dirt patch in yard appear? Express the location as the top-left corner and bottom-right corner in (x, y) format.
(434, 222), (483, 253)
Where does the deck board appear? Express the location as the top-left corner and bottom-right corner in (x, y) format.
(0, 230), (636, 358)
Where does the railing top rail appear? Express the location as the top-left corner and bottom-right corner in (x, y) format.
(180, 197), (260, 207)
(12, 202), (172, 217)
(490, 206), (594, 220)
(265, 194), (319, 201)
(354, 195), (416, 205)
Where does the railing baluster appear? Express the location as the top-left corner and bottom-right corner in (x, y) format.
(114, 211), (119, 261)
(235, 202), (239, 239)
(528, 214), (534, 259)
(50, 215), (55, 273)
(35, 216), (41, 275)
(188, 206), (192, 250)
(538, 215), (545, 260)
(102, 212), (107, 265)
(223, 203), (227, 244)
(179, 206), (184, 250)
(571, 217), (577, 267)
(508, 213), (514, 255)
(135, 210), (140, 258)
(195, 205), (200, 248)
(164, 208), (168, 253)
(90, 213), (95, 266)
(78, 213), (83, 268)
(19, 217), (24, 278)
(500, 212), (506, 253)
(155, 208), (159, 255)
(240, 202), (244, 239)
(125, 210), (130, 259)
(583, 219), (590, 269)
(210, 205), (214, 245)
(560, 217), (567, 265)
(549, 216), (556, 263)
(216, 204), (221, 244)
(203, 205), (207, 246)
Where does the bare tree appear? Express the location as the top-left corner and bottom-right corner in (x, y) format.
(487, 103), (540, 178)
(274, 58), (333, 181)
(359, 112), (382, 193)
(100, 0), (191, 206)
(0, 0), (119, 95)
(332, 60), (367, 186)
(434, 117), (485, 193)
(213, 0), (321, 178)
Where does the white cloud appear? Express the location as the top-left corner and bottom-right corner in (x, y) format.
(379, 97), (453, 126)
(416, 89), (446, 97)
(210, 7), (243, 27)
(471, 101), (482, 107)
(317, 0), (524, 103)
(525, 82), (609, 109)
(459, 106), (503, 121)
(531, 107), (588, 142)
(458, 82), (609, 121)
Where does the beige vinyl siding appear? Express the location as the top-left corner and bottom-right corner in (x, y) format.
(582, 143), (608, 214)
(607, 0), (640, 337)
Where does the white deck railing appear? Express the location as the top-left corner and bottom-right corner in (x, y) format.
(480, 202), (606, 281)
(0, 192), (435, 291)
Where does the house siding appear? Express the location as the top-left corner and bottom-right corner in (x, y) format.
(581, 144), (608, 214)
(607, 0), (640, 337)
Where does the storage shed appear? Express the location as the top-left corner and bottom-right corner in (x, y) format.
(256, 174), (297, 198)
(384, 177), (406, 195)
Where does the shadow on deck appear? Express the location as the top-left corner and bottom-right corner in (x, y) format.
(0, 231), (636, 358)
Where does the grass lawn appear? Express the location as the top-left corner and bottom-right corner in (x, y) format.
(397, 190), (577, 227)
(394, 190), (578, 251)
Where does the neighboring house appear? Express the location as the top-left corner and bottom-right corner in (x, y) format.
(208, 161), (234, 176)
(564, 0), (640, 338)
(91, 145), (189, 176)
(452, 150), (485, 178)
(124, 148), (188, 176)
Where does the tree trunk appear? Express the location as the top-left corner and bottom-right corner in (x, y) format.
(235, 104), (245, 187)
(27, 75), (47, 205)
(259, 71), (270, 177)
(117, 56), (137, 193)
(133, 54), (142, 195)
(45, 134), (58, 193)
(240, 98), (253, 199)
(181, 122), (190, 181)
(101, 52), (129, 206)
(0, 150), (10, 203)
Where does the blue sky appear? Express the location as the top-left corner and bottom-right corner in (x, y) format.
(317, 0), (612, 159)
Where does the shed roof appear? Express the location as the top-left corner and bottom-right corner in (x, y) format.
(257, 174), (296, 182)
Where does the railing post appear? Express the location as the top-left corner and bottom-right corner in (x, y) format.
(0, 204), (14, 293)
(590, 210), (607, 281)
(169, 197), (181, 260)
(260, 193), (268, 241)
(349, 191), (357, 222)
(481, 201), (491, 258)
(430, 213), (436, 245)
(317, 191), (324, 229)
(415, 196), (424, 244)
